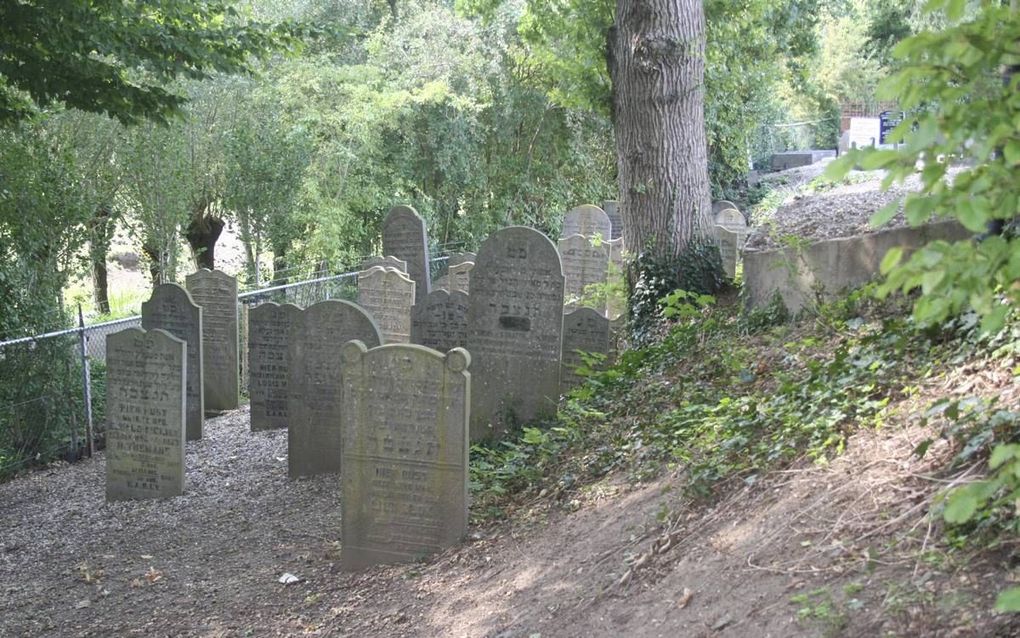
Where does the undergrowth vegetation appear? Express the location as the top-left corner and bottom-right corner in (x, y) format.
(469, 289), (1020, 611)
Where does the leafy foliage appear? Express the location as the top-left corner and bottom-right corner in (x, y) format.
(826, 1), (1020, 335)
(0, 0), (306, 125)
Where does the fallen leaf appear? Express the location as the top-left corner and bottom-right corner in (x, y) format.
(678, 588), (693, 609)
(145, 567), (163, 583)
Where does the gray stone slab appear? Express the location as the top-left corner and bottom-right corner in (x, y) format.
(340, 341), (470, 570)
(382, 205), (431, 301)
(561, 308), (610, 393)
(362, 255), (408, 273)
(715, 208), (748, 233)
(467, 226), (564, 441)
(715, 226), (741, 279)
(606, 238), (627, 320)
(712, 200), (739, 215)
(105, 327), (186, 501)
(141, 283), (204, 440)
(411, 290), (469, 352)
(558, 234), (609, 312)
(248, 302), (301, 431)
(288, 300), (382, 478)
(445, 261), (473, 294)
(185, 269), (239, 411)
(357, 266), (416, 343)
(561, 204), (612, 240)
(602, 200), (623, 241)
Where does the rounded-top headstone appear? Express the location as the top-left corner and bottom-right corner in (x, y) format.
(185, 268), (239, 411)
(362, 255), (408, 273)
(467, 226), (564, 441)
(561, 204), (612, 240)
(382, 205), (431, 301)
(715, 208), (748, 233)
(712, 200), (739, 215)
(601, 200), (623, 241)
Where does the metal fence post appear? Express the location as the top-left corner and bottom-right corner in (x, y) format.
(77, 305), (94, 457)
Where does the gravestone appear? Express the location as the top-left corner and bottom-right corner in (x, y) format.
(558, 234), (609, 311)
(288, 300), (382, 478)
(561, 308), (610, 393)
(411, 290), (469, 352)
(362, 255), (408, 273)
(561, 204), (612, 240)
(467, 226), (564, 441)
(357, 266), (416, 343)
(185, 269), (239, 411)
(248, 302), (301, 431)
(602, 200), (623, 241)
(382, 205), (430, 301)
(715, 226), (741, 279)
(712, 200), (738, 216)
(340, 342), (470, 570)
(715, 207), (748, 234)
(447, 252), (476, 267)
(141, 283), (204, 440)
(445, 261), (473, 294)
(105, 327), (186, 501)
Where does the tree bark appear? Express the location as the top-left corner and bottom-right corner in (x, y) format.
(610, 0), (713, 259)
(89, 204), (114, 314)
(185, 201), (225, 271)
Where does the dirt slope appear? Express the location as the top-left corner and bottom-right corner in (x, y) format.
(2, 393), (1018, 637)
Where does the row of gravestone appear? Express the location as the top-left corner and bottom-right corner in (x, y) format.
(104, 325), (469, 571)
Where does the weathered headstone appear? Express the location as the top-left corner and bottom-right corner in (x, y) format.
(445, 261), (473, 294)
(715, 226), (741, 279)
(185, 269), (239, 411)
(382, 205), (431, 301)
(558, 234), (609, 311)
(288, 300), (382, 478)
(357, 266), (416, 343)
(712, 200), (739, 216)
(105, 327), (186, 501)
(715, 207), (748, 234)
(602, 200), (623, 241)
(411, 290), (469, 352)
(141, 283), (204, 440)
(561, 204), (612, 240)
(447, 252), (476, 267)
(362, 255), (408, 273)
(340, 341), (470, 570)
(248, 302), (301, 431)
(561, 308), (610, 393)
(467, 226), (564, 441)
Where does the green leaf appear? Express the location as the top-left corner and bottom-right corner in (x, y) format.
(870, 202), (899, 228)
(859, 150), (900, 171)
(1004, 140), (1020, 166)
(943, 485), (980, 523)
(994, 587), (1020, 613)
(988, 444), (1020, 470)
(979, 305), (1009, 335)
(956, 199), (988, 232)
(880, 247), (904, 275)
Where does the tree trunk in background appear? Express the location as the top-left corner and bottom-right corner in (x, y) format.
(89, 204), (114, 314)
(272, 244), (289, 286)
(609, 0), (713, 259)
(142, 243), (167, 285)
(185, 204), (225, 271)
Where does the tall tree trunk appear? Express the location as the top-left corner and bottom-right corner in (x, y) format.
(609, 0), (713, 260)
(142, 243), (166, 285)
(89, 204), (114, 314)
(185, 201), (225, 271)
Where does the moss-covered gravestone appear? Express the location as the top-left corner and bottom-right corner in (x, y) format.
(561, 308), (610, 392)
(561, 204), (611, 240)
(340, 341), (470, 570)
(185, 268), (239, 411)
(558, 234), (609, 311)
(411, 289), (469, 352)
(357, 266), (416, 344)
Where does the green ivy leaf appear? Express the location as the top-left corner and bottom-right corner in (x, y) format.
(994, 587), (1020, 612)
(870, 202), (899, 228)
(880, 247), (904, 275)
(988, 444), (1020, 470)
(943, 485), (980, 523)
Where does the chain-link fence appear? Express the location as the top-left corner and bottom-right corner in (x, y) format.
(0, 255), (451, 479)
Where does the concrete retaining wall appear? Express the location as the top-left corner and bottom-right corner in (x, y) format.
(743, 220), (970, 314)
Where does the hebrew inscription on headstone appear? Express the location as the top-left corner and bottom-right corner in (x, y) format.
(558, 234), (609, 311)
(561, 204), (612, 240)
(561, 308), (610, 392)
(467, 226), (564, 440)
(288, 300), (382, 478)
(382, 205), (431, 301)
(105, 327), (186, 501)
(185, 269), (239, 411)
(141, 283), (204, 440)
(358, 266), (416, 343)
(248, 302), (301, 431)
(411, 290), (469, 352)
(340, 342), (470, 570)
